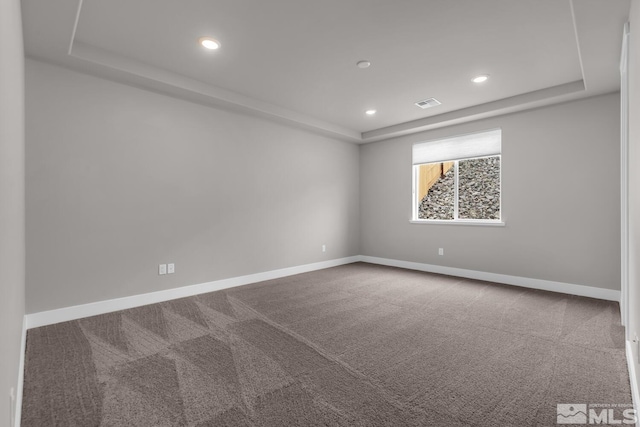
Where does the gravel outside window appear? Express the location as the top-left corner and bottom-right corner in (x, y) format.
(416, 155), (501, 221)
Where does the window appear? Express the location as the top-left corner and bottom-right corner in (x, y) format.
(412, 129), (502, 223)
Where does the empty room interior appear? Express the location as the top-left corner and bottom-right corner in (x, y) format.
(3, 0), (640, 425)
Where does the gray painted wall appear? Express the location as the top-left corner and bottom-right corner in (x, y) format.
(0, 0), (25, 424)
(25, 59), (360, 313)
(627, 0), (640, 395)
(360, 93), (621, 290)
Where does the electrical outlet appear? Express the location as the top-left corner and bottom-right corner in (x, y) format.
(438, 248), (444, 256)
(159, 264), (167, 275)
(322, 245), (326, 253)
(167, 263), (175, 274)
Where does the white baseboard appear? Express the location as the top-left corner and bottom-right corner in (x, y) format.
(25, 256), (361, 329)
(360, 256), (621, 302)
(626, 340), (640, 421)
(14, 316), (26, 427)
(26, 254), (621, 330)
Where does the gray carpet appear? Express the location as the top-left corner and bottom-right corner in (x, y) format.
(21, 262), (632, 426)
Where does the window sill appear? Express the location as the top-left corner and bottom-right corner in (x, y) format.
(410, 219), (505, 227)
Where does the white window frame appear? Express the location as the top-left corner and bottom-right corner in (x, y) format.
(411, 129), (505, 226)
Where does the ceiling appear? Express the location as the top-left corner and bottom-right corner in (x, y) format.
(21, 0), (630, 143)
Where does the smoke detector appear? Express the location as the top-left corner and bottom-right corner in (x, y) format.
(415, 98), (441, 109)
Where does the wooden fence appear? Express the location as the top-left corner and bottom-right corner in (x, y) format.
(418, 161), (454, 200)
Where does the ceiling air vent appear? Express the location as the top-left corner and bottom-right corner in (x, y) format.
(415, 98), (441, 109)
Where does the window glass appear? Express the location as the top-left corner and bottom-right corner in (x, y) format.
(412, 129), (501, 223)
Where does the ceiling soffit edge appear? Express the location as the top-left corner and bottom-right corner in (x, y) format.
(361, 80), (586, 143)
(63, 0), (598, 144)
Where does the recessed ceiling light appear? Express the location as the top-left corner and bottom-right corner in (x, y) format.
(357, 60), (371, 69)
(472, 74), (489, 83)
(199, 37), (221, 50)
(365, 109), (377, 116)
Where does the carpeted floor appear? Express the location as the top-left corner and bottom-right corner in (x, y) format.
(21, 262), (632, 426)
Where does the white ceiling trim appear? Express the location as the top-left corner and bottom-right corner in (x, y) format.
(67, 0), (84, 55)
(67, 0), (361, 142)
(362, 80), (586, 142)
(61, 0), (601, 144)
(69, 41), (363, 142)
(569, 0), (588, 90)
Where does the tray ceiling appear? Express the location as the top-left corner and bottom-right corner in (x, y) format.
(22, 0), (630, 142)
